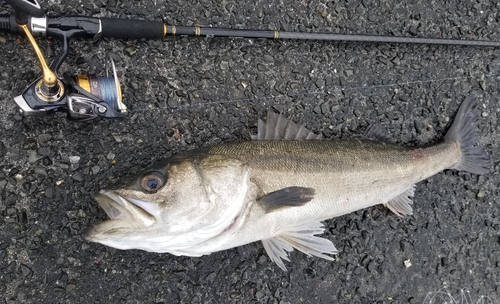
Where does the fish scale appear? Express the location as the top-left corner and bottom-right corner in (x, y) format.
(210, 140), (458, 247)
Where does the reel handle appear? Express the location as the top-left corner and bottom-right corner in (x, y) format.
(4, 0), (59, 99)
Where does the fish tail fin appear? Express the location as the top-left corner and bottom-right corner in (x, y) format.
(444, 96), (490, 174)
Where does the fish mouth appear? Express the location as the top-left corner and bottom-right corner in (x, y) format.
(84, 190), (157, 241)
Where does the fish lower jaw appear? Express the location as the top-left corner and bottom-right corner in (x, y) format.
(84, 219), (130, 241)
(83, 226), (98, 242)
(94, 191), (156, 227)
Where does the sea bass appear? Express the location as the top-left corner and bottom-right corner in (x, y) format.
(85, 96), (489, 270)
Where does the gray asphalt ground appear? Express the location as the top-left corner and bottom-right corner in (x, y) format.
(1, 0), (499, 303)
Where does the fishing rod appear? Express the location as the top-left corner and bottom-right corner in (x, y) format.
(2, 0), (500, 120)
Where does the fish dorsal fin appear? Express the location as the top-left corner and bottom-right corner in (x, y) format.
(384, 185), (415, 217)
(261, 220), (338, 271)
(251, 108), (322, 140)
(259, 186), (315, 212)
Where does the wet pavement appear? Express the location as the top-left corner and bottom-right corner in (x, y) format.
(0, 0), (499, 303)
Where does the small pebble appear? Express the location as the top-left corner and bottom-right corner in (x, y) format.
(112, 134), (122, 142)
(404, 259), (412, 268)
(476, 190), (485, 199)
(124, 47), (136, 56)
(107, 152), (115, 160)
(255, 291), (264, 299)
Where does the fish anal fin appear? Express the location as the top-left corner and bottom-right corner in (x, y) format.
(259, 187), (315, 213)
(384, 185), (415, 217)
(261, 221), (338, 271)
(262, 238), (292, 271)
(252, 108), (322, 140)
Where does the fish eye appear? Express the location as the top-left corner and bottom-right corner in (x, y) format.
(141, 171), (166, 193)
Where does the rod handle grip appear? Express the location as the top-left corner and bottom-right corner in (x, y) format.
(100, 18), (164, 39)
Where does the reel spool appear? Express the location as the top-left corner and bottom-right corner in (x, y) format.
(62, 56), (127, 120)
(75, 75), (123, 112)
(74, 57), (126, 113)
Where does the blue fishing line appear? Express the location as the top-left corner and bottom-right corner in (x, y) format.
(97, 77), (118, 111)
(78, 75), (119, 111)
(129, 71), (496, 113)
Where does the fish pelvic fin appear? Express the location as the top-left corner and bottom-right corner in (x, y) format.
(384, 185), (415, 217)
(251, 108), (322, 140)
(261, 220), (338, 271)
(445, 96), (490, 174)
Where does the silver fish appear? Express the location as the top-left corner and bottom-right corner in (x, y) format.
(85, 96), (489, 270)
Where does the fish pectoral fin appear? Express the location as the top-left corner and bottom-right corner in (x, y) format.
(259, 187), (315, 213)
(261, 221), (338, 271)
(384, 185), (415, 217)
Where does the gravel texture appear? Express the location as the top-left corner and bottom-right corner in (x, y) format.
(0, 0), (499, 303)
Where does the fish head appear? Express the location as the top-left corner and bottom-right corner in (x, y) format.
(84, 154), (253, 255)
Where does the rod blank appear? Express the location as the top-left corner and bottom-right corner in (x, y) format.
(1, 13), (500, 47)
(170, 25), (500, 47)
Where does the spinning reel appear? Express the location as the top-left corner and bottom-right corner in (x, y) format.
(3, 0), (126, 120)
